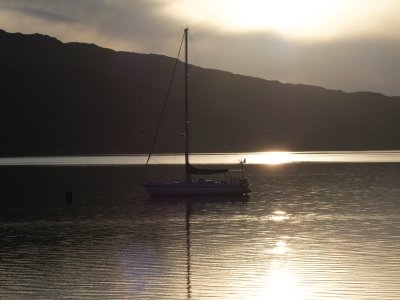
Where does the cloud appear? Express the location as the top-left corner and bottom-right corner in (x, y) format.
(164, 0), (400, 42)
(183, 28), (400, 96)
(0, 0), (181, 53)
(12, 6), (78, 23)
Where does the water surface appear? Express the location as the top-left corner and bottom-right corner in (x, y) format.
(2, 150), (400, 166)
(1, 163), (400, 299)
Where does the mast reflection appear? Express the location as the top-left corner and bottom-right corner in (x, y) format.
(185, 200), (192, 300)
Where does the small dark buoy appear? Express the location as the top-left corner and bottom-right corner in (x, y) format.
(65, 190), (73, 203)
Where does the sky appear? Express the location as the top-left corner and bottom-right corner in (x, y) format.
(1, 0), (400, 96)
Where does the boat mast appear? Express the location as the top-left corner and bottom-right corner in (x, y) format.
(184, 27), (191, 184)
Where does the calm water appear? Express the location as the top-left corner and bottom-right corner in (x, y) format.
(1, 160), (400, 299)
(2, 150), (400, 166)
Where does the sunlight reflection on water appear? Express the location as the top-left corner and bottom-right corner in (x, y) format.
(2, 150), (400, 165)
(1, 164), (400, 299)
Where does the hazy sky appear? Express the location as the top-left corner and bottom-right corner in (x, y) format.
(1, 0), (400, 96)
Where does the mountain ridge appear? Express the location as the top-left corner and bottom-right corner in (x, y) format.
(1, 28), (399, 156)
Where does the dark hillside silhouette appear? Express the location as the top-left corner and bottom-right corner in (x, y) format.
(1, 29), (400, 156)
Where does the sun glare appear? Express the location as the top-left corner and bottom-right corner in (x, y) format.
(220, 0), (340, 35)
(262, 268), (306, 300)
(165, 0), (394, 40)
(247, 152), (294, 165)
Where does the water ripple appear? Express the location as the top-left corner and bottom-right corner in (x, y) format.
(1, 164), (400, 299)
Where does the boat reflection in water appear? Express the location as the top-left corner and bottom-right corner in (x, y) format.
(146, 166), (400, 300)
(148, 195), (249, 300)
(147, 196), (310, 300)
(185, 200), (192, 300)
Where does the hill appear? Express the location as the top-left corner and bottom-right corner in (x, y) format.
(1, 29), (400, 156)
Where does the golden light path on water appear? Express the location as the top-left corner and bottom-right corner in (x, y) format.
(3, 153), (400, 299)
(2, 151), (400, 165)
(190, 209), (309, 300)
(190, 151), (400, 165)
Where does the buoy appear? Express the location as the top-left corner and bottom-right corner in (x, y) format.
(65, 190), (73, 203)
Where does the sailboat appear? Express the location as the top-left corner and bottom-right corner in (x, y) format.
(141, 28), (250, 196)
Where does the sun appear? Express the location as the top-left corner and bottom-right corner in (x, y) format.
(165, 0), (393, 40)
(221, 0), (339, 35)
(165, 0), (353, 39)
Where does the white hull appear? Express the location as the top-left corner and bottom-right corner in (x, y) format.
(142, 182), (250, 196)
